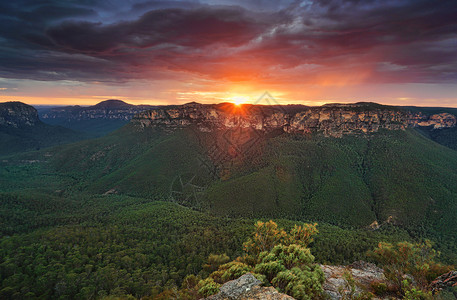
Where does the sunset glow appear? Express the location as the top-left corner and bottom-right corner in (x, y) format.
(231, 96), (250, 106)
(0, 1), (456, 107)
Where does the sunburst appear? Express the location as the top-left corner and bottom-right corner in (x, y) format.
(231, 96), (249, 106)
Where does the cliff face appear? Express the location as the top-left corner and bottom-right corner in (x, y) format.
(40, 100), (156, 121)
(0, 101), (86, 155)
(0, 101), (40, 128)
(132, 102), (456, 137)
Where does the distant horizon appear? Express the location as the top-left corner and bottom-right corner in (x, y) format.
(4, 98), (457, 109)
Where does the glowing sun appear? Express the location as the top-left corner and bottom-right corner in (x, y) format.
(231, 96), (249, 106)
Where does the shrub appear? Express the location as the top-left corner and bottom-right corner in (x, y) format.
(243, 221), (319, 259)
(401, 280), (433, 300)
(272, 267), (325, 300)
(370, 241), (452, 288)
(210, 261), (253, 284)
(338, 271), (374, 300)
(205, 221), (324, 300)
(370, 240), (452, 298)
(370, 281), (388, 296)
(286, 223), (319, 248)
(243, 220), (287, 257)
(197, 278), (221, 298)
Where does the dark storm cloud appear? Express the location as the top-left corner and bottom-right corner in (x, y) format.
(0, 0), (456, 83)
(244, 0), (457, 83)
(45, 7), (264, 52)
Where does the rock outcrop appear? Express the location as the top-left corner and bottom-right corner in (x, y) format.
(205, 273), (293, 300)
(0, 101), (40, 128)
(40, 99), (156, 122)
(205, 263), (396, 300)
(321, 261), (390, 300)
(131, 102), (456, 137)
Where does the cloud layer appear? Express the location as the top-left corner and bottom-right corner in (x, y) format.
(0, 0), (456, 104)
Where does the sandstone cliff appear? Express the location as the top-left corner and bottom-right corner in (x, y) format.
(0, 101), (85, 155)
(131, 102), (456, 137)
(0, 101), (40, 128)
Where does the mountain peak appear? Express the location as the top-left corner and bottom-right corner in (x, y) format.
(92, 99), (132, 109)
(0, 101), (40, 128)
(0, 101), (35, 109)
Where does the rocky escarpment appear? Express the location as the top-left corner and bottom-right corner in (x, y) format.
(0, 101), (40, 128)
(40, 100), (156, 121)
(132, 102), (457, 137)
(0, 101), (85, 155)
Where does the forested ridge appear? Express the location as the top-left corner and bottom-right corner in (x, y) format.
(1, 122), (457, 298)
(0, 190), (455, 298)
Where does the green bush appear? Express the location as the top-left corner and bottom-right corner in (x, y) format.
(370, 241), (452, 288)
(370, 281), (388, 296)
(210, 261), (253, 284)
(370, 241), (452, 298)
(272, 267), (324, 300)
(401, 280), (432, 300)
(201, 221), (325, 300)
(197, 278), (221, 298)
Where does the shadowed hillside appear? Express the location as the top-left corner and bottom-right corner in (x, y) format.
(29, 105), (457, 236)
(0, 102), (86, 156)
(39, 99), (157, 137)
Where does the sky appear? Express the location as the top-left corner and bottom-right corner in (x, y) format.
(0, 0), (456, 107)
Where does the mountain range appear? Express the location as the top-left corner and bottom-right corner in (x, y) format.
(43, 102), (455, 230)
(4, 100), (455, 233)
(39, 99), (157, 136)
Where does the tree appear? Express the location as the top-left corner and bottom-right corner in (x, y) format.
(202, 254), (230, 273)
(243, 221), (318, 258)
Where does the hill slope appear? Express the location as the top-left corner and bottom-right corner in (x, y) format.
(403, 106), (457, 151)
(0, 102), (85, 156)
(39, 122), (457, 237)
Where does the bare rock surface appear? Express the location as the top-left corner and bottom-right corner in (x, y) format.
(321, 261), (392, 300)
(206, 273), (293, 300)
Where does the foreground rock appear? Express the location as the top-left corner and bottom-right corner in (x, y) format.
(321, 261), (393, 300)
(205, 263), (457, 300)
(206, 273), (293, 300)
